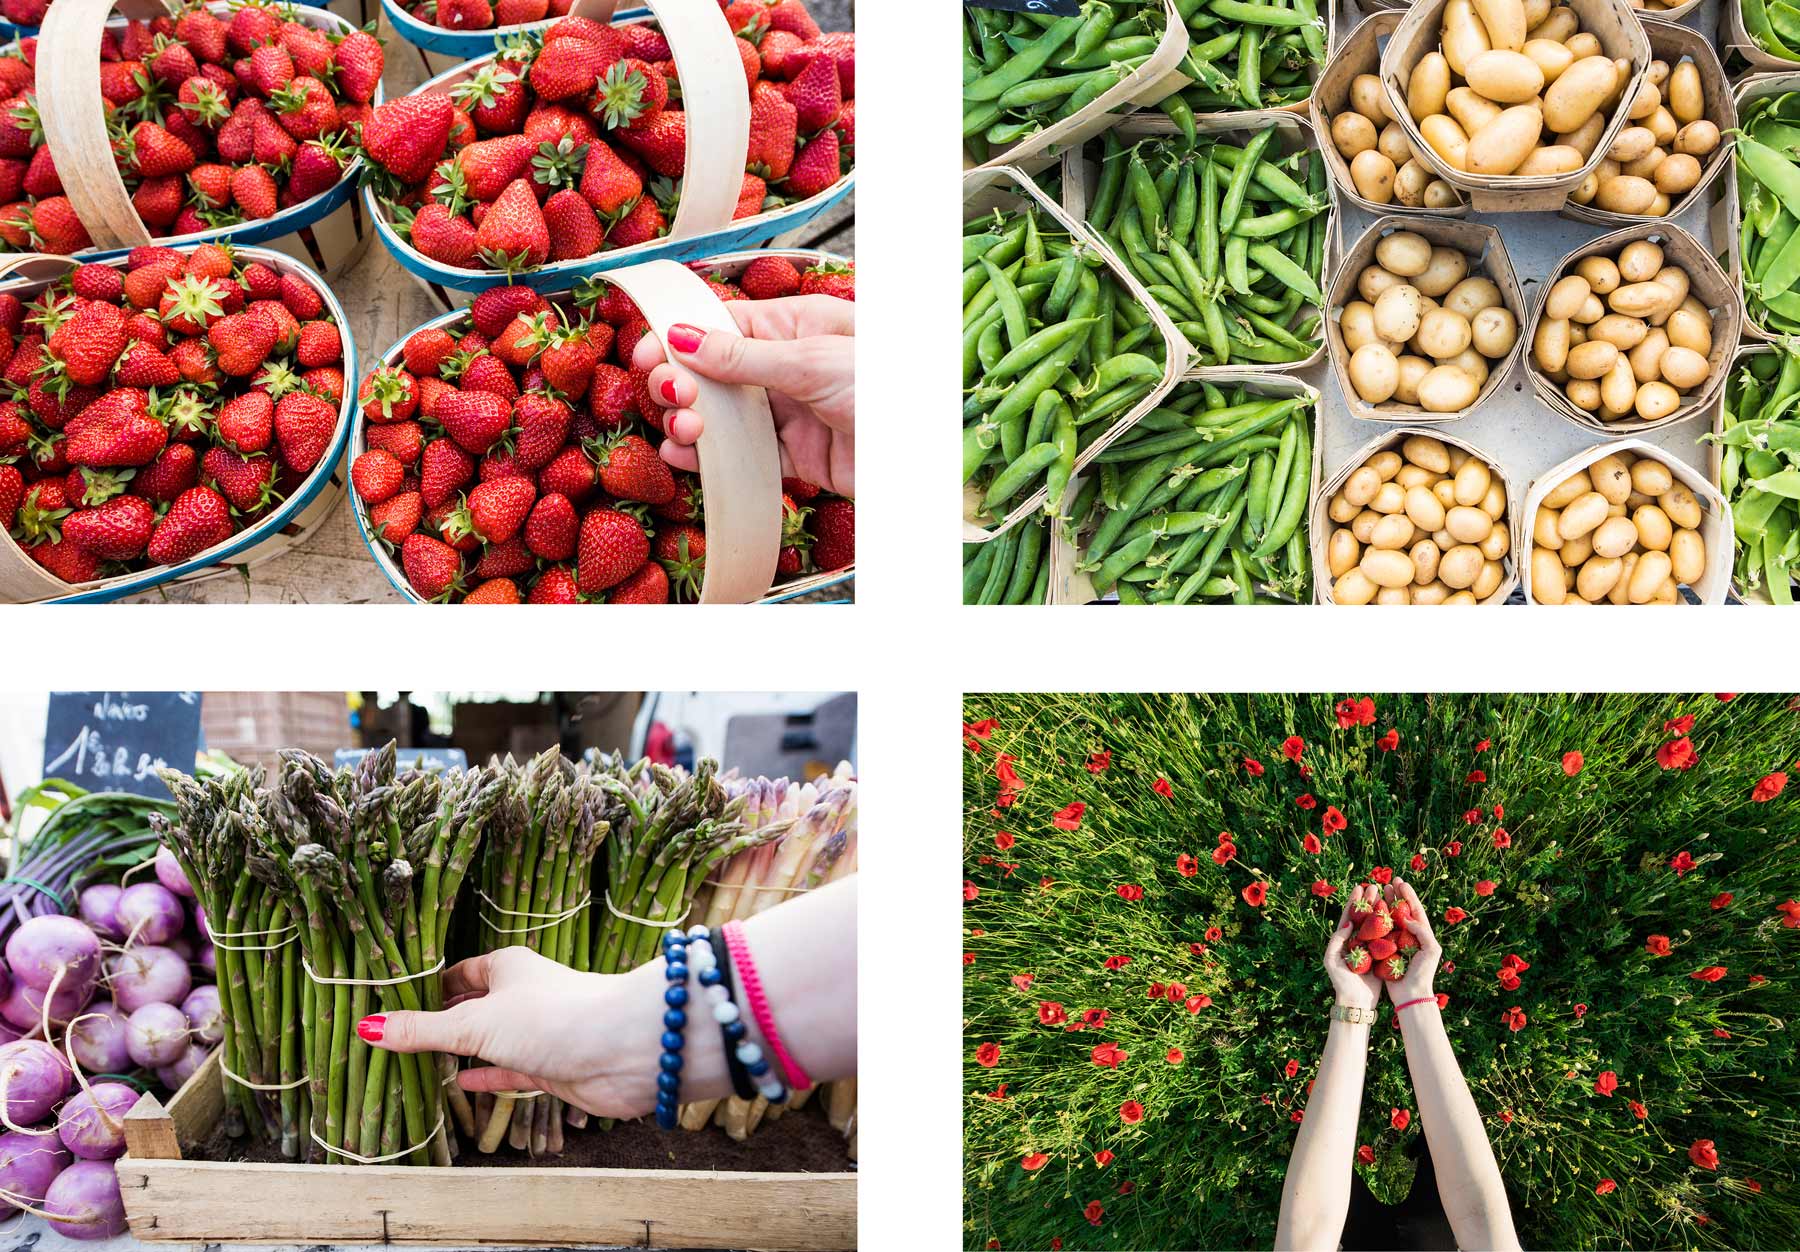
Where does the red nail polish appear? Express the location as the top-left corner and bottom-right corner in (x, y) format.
(356, 1015), (385, 1043)
(660, 378), (679, 404)
(667, 324), (704, 353)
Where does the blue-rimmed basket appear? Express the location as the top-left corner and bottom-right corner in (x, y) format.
(381, 0), (650, 79)
(0, 247), (357, 603)
(31, 0), (379, 279)
(367, 0), (854, 310)
(0, 0), (376, 39)
(352, 248), (853, 604)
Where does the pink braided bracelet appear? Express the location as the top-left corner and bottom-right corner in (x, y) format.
(722, 920), (812, 1092)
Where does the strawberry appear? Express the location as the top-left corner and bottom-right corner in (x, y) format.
(608, 557), (669, 603)
(360, 366), (419, 423)
(578, 139), (642, 219)
(177, 8), (228, 64)
(128, 122), (198, 178)
(615, 109), (685, 178)
(592, 430), (675, 504)
(594, 58), (667, 130)
(273, 391), (337, 474)
(457, 134), (535, 202)
(403, 327), (460, 378)
(604, 193), (666, 248)
(471, 284), (547, 339)
(587, 363), (638, 427)
(352, 449), (405, 505)
(248, 43), (295, 96)
(460, 353), (520, 402)
(296, 321), (341, 368)
(575, 506), (648, 593)
(1375, 954), (1409, 983)
(537, 445), (597, 502)
(362, 95), (456, 184)
(513, 393), (573, 469)
(48, 301), (128, 386)
(800, 259), (854, 300)
(64, 396), (166, 468)
(782, 477), (820, 501)
(209, 308), (278, 376)
(655, 473), (702, 522)
(437, 388), (512, 455)
(25, 198), (92, 255)
(745, 81), (797, 181)
(472, 533), (535, 579)
(654, 523), (705, 599)
(768, 0), (821, 41)
(496, 0), (550, 22)
(528, 32), (625, 102)
(364, 419), (424, 468)
(28, 538), (102, 584)
(739, 256), (801, 300)
(475, 178), (550, 271)
(1343, 945), (1372, 975)
(70, 264), (124, 304)
(457, 475), (536, 544)
(303, 366), (346, 407)
(781, 51), (841, 131)
(523, 490), (577, 560)
(367, 489), (423, 544)
(785, 128), (839, 198)
(400, 532), (464, 601)
(527, 565), (582, 603)
(776, 545), (806, 576)
(463, 577), (521, 604)
(332, 29), (384, 104)
(1356, 906), (1393, 942)
(60, 495), (153, 561)
(146, 485), (233, 564)
(543, 189), (602, 261)
(438, 0), (494, 31)
(1366, 935), (1398, 962)
(1396, 927), (1420, 953)
(217, 392), (274, 453)
(405, 202), (480, 268)
(810, 496), (853, 569)
(230, 163), (280, 219)
(134, 443), (199, 502)
(0, 463), (22, 530)
(202, 445), (279, 513)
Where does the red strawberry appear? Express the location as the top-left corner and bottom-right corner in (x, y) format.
(360, 366), (418, 423)
(457, 475), (536, 545)
(114, 340), (181, 387)
(48, 302), (128, 386)
(739, 256), (801, 300)
(217, 391), (274, 453)
(543, 189), (602, 262)
(404, 202), (479, 269)
(248, 43), (294, 95)
(527, 564), (582, 603)
(594, 58), (667, 130)
(133, 443), (199, 502)
(457, 134), (535, 202)
(27, 538), (102, 584)
(654, 523), (706, 598)
(810, 496), (853, 569)
(61, 495), (153, 561)
(472, 534), (534, 579)
(209, 308), (278, 376)
(230, 163), (280, 219)
(352, 448), (405, 505)
(782, 476), (820, 501)
(745, 81), (797, 181)
(332, 29), (384, 104)
(785, 128), (840, 198)
(781, 52), (841, 131)
(273, 391), (337, 474)
(364, 419), (424, 468)
(303, 366), (346, 407)
(513, 394), (572, 470)
(202, 446), (279, 513)
(146, 485), (234, 565)
(522, 491), (577, 561)
(460, 353), (521, 403)
(70, 264), (124, 303)
(1366, 935), (1398, 962)
(800, 259), (854, 300)
(367, 489), (423, 544)
(475, 178), (550, 271)
(463, 577), (521, 604)
(592, 431), (675, 504)
(177, 8), (228, 63)
(470, 285), (545, 338)
(403, 327), (459, 378)
(400, 531), (464, 600)
(586, 363), (637, 427)
(604, 193), (666, 248)
(0, 463), (23, 530)
(768, 0), (821, 40)
(437, 388), (512, 455)
(1343, 945), (1372, 975)
(615, 110), (685, 178)
(438, 0), (494, 30)
(1375, 954), (1409, 983)
(362, 95), (455, 184)
(495, 0), (549, 23)
(64, 395), (166, 468)
(1356, 907), (1393, 942)
(297, 321), (341, 368)
(575, 506), (648, 593)
(1396, 928), (1421, 953)
(537, 327), (597, 399)
(609, 558), (669, 603)
(578, 139), (642, 219)
(288, 136), (347, 201)
(528, 32), (625, 102)
(537, 445), (597, 502)
(655, 473), (703, 522)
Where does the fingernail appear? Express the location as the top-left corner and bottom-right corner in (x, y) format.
(356, 1015), (385, 1043)
(667, 324), (704, 353)
(660, 378), (680, 404)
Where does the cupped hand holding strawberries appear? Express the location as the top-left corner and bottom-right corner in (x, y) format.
(1324, 883), (1384, 1010)
(1339, 878), (1440, 1003)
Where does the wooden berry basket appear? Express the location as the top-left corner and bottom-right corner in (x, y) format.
(353, 250), (854, 604)
(368, 0), (855, 309)
(33, 0), (379, 279)
(0, 248), (356, 604)
(382, 0), (651, 79)
(118, 1048), (856, 1248)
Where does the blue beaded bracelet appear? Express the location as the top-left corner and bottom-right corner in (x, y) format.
(655, 927), (691, 1129)
(687, 922), (786, 1106)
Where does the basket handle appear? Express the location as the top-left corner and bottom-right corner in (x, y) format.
(597, 259), (780, 603)
(36, 0), (155, 252)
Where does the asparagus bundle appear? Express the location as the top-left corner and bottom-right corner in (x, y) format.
(469, 748), (607, 1156)
(680, 764), (858, 1141)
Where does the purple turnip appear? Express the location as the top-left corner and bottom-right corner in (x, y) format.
(152, 846), (194, 900)
(194, 904), (208, 938)
(124, 1003), (188, 1069)
(55, 1083), (139, 1160)
(164, 935), (195, 961)
(154, 1043), (208, 1093)
(0, 1039), (72, 1128)
(179, 985), (221, 1045)
(196, 943), (215, 976)
(41, 1159), (127, 1240)
(0, 1129), (72, 1212)
(66, 1003), (132, 1074)
(4, 916), (102, 993)
(108, 946), (191, 1013)
(1, 976), (95, 1033)
(114, 884), (184, 946)
(76, 886), (124, 941)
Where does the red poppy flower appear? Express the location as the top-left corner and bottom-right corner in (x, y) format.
(1086, 749), (1112, 773)
(1475, 880), (1497, 897)
(1493, 803), (1504, 820)
(1445, 840), (1463, 857)
(1664, 713), (1695, 735)
(1039, 1001), (1067, 1026)
(1186, 994), (1212, 1013)
(1463, 808), (1482, 824)
(978, 855), (994, 866)
(1022, 1152), (1049, 1171)
(1630, 1100), (1646, 1120)
(1146, 982), (1165, 999)
(1782, 900), (1800, 928)
(1336, 697), (1377, 728)
(1370, 866), (1393, 884)
(1498, 967), (1521, 991)
(1376, 729), (1400, 753)
(1084, 1200), (1105, 1226)
(1707, 891), (1733, 911)
(1119, 1101), (1144, 1125)
(1296, 793), (1317, 810)
(1322, 806), (1347, 834)
(1079, 1008), (1109, 1027)
(1242, 882), (1267, 907)
(1750, 974), (1767, 985)
(1669, 850), (1696, 877)
(1753, 772), (1788, 803)
(1357, 1145), (1375, 1165)
(1213, 843), (1237, 864)
(998, 862), (1019, 879)
(972, 929), (984, 937)
(1312, 879), (1336, 898)
(1492, 829), (1512, 850)
(1573, 1003), (1588, 1019)
(1148, 777), (1174, 800)
(1303, 834), (1322, 855)
(1091, 1042), (1128, 1069)
(1444, 907), (1468, 924)
(1052, 802), (1086, 831)
(1094, 1149), (1114, 1167)
(1499, 1108), (1515, 1123)
(964, 717), (997, 742)
(1690, 1139), (1719, 1170)
(1656, 737), (1699, 771)
(1476, 738), (1492, 752)
(1467, 770), (1487, 784)
(1562, 751), (1585, 776)
(1691, 966), (1728, 982)
(1282, 736), (1305, 763)
(1284, 1059), (1300, 1079)
(963, 953), (976, 966)
(1503, 1005), (1527, 1032)
(1167, 1047), (1184, 1065)
(1290, 1109), (1304, 1124)
(995, 831), (1016, 851)
(1436, 992), (1450, 1009)
(963, 881), (980, 903)
(1116, 883), (1144, 902)
(1398, 854), (1417, 874)
(1594, 1071), (1618, 1097)
(975, 1042), (1001, 1068)
(1176, 853), (1199, 878)
(987, 1083), (1008, 1101)
(1641, 934), (1672, 958)
(1243, 757), (1265, 777)
(1443, 962), (1455, 973)
(1596, 1179), (1617, 1196)
(1746, 1178), (1762, 1193)
(1502, 954), (1531, 973)
(1205, 926), (1222, 943)
(1011, 974), (1034, 992)
(988, 1240), (1000, 1248)
(1116, 1180), (1134, 1195)
(1714, 1028), (1732, 1038)
(1718, 693), (1738, 701)
(1165, 982), (1186, 1001)
(1391, 1108), (1410, 1130)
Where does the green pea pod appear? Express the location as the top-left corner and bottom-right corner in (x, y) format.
(1229, 547), (1256, 604)
(1219, 127), (1274, 233)
(976, 527), (1019, 605)
(962, 542), (996, 604)
(986, 318), (1099, 384)
(1254, 412), (1312, 558)
(1161, 93), (1197, 149)
(984, 442), (1063, 515)
(1089, 131), (1128, 228)
(1043, 253), (1082, 322)
(1248, 241), (1322, 304)
(1237, 24), (1260, 108)
(964, 16), (1084, 101)
(1043, 400), (1079, 518)
(1004, 519), (1046, 604)
(1245, 449), (1275, 539)
(1028, 550), (1052, 606)
(1128, 147), (1165, 245)
(1070, 1), (1118, 61)
(963, 421), (997, 484)
(1026, 388), (1064, 449)
(1174, 493), (1249, 604)
(1089, 531), (1158, 595)
(1068, 475), (1102, 529)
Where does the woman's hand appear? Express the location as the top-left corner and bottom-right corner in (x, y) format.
(1382, 878), (1442, 1004)
(1324, 883), (1383, 1010)
(632, 296), (855, 496)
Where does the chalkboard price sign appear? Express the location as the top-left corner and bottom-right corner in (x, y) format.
(967, 0), (1083, 15)
(42, 692), (202, 799)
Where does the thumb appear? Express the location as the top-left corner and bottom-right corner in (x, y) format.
(359, 1000), (484, 1056)
(664, 322), (790, 389)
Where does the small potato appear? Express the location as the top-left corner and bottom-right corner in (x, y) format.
(1411, 539), (1442, 585)
(1394, 355), (1433, 405)
(1351, 73), (1390, 123)
(1333, 111), (1379, 159)
(1594, 175), (1657, 215)
(1607, 125), (1655, 163)
(1446, 505), (1495, 545)
(1600, 356), (1638, 414)
(1340, 301), (1381, 353)
(1654, 153), (1702, 197)
(1628, 328), (1670, 385)
(1560, 532), (1594, 567)
(1472, 559), (1505, 601)
(1545, 468), (1592, 510)
(1528, 5), (1578, 43)
(1667, 61), (1703, 125)
(1533, 314), (1571, 373)
(1589, 454), (1632, 504)
(1589, 313), (1648, 350)
(1479, 522), (1510, 561)
(1630, 458), (1673, 497)
(1444, 276), (1502, 320)
(1433, 482), (1458, 513)
(1421, 114), (1472, 171)
(1474, 0), (1528, 50)
(1375, 586), (1413, 605)
(1466, 49), (1545, 102)
(1349, 342), (1401, 404)
(1531, 546), (1568, 603)
(1440, 0), (1492, 76)
(1410, 49), (1454, 117)
(1405, 484), (1447, 532)
(1418, 307), (1474, 359)
(1636, 381), (1681, 421)
(1358, 265), (1404, 303)
(1626, 81), (1661, 123)
(1470, 306), (1518, 358)
(1664, 307), (1712, 355)
(1633, 503), (1673, 551)
(1413, 579), (1451, 605)
(1369, 451), (1404, 481)
(1523, 36), (1575, 84)
(1447, 86), (1504, 135)
(1590, 514), (1639, 558)
(1403, 434), (1451, 474)
(1669, 526), (1705, 584)
(1397, 463), (1435, 490)
(1373, 480), (1406, 516)
(1660, 481), (1702, 529)
(1574, 293), (1606, 325)
(1328, 528), (1360, 577)
(1351, 149), (1398, 204)
(1558, 113), (1607, 159)
(1329, 491), (1359, 523)
(1576, 255), (1620, 294)
(1394, 160), (1432, 207)
(1370, 513), (1418, 551)
(1376, 232), (1434, 279)
(1576, 554), (1624, 601)
(1352, 509), (1383, 544)
(1647, 105), (1679, 147)
(1569, 171), (1600, 205)
(1515, 145), (1584, 176)
(1374, 284), (1426, 342)
(1424, 180), (1462, 209)
(1565, 339), (1617, 380)
(1360, 547), (1417, 588)
(1466, 104), (1545, 176)
(1378, 121), (1416, 168)
(1543, 55), (1618, 134)
(1344, 465), (1382, 508)
(1414, 248), (1470, 298)
(1566, 377), (1602, 410)
(1618, 240), (1665, 282)
(1417, 364), (1481, 412)
(1334, 567), (1379, 605)
(1628, 549), (1672, 602)
(1619, 146), (1668, 181)
(1651, 265), (1690, 310)
(1438, 544), (1485, 589)
(1557, 490), (1609, 540)
(1611, 280), (1677, 318)
(1453, 457), (1493, 507)
(1605, 551), (1638, 604)
(1564, 32), (1601, 60)
(1545, 275), (1590, 321)
(1533, 505), (1564, 550)
(1674, 119), (1721, 157)
(1658, 345), (1709, 391)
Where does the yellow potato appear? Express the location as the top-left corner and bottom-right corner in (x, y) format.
(1439, 0), (1493, 76)
(1619, 147), (1669, 183)
(1351, 509), (1383, 544)
(1669, 527), (1705, 584)
(1594, 176), (1657, 215)
(1351, 149), (1398, 204)
(1421, 114), (1471, 171)
(1438, 544), (1485, 589)
(1369, 451), (1404, 481)
(1375, 232), (1434, 278)
(1411, 539), (1442, 585)
(1358, 265), (1404, 303)
(1413, 248), (1470, 299)
(1340, 301), (1380, 353)
(1333, 567), (1379, 605)
(1576, 255), (1620, 294)
(1344, 465), (1381, 508)
(1664, 307), (1712, 357)
(1418, 364), (1482, 412)
(1522, 0), (1552, 27)
(1565, 339), (1618, 380)
(1474, 0), (1527, 49)
(1543, 56), (1618, 134)
(1600, 357), (1638, 414)
(1472, 559), (1506, 600)
(1569, 170), (1600, 204)
(1635, 380), (1681, 421)
(1447, 86), (1504, 136)
(1628, 549), (1672, 603)
(1360, 548), (1417, 588)
(1423, 180), (1462, 208)
(1574, 293), (1606, 325)
(1418, 308), (1474, 359)
(1557, 490), (1609, 539)
(1652, 266), (1689, 309)
(1654, 154), (1702, 197)
(1646, 105), (1679, 146)
(1466, 49), (1546, 103)
(1560, 531), (1594, 567)
(1479, 521), (1510, 560)
(1630, 458), (1673, 497)
(1523, 37), (1575, 84)
(1576, 554), (1624, 601)
(1633, 503), (1673, 550)
(1394, 159), (1433, 207)
(1351, 73), (1390, 123)
(1674, 119), (1721, 157)
(1332, 111), (1379, 160)
(1409, 50), (1454, 118)
(1532, 315), (1571, 373)
(1589, 313), (1648, 350)
(1444, 276), (1503, 320)
(1617, 240), (1664, 282)
(1515, 145), (1584, 176)
(1627, 81), (1661, 123)
(1533, 505), (1564, 550)
(1660, 481), (1702, 528)
(1375, 586), (1413, 605)
(1413, 579), (1452, 604)
(1405, 484), (1447, 532)
(1328, 491), (1358, 524)
(1402, 435), (1451, 474)
(1645, 59), (1670, 88)
(1591, 515), (1638, 558)
(1527, 5), (1578, 43)
(1589, 454), (1632, 504)
(1470, 306), (1518, 358)
(1607, 126), (1656, 163)
(1378, 121), (1416, 168)
(1531, 546), (1569, 603)
(1445, 348), (1490, 387)
(1658, 345), (1709, 391)
(1328, 528), (1360, 577)
(1446, 504), (1495, 545)
(1667, 61), (1703, 125)
(1466, 105), (1545, 176)
(1566, 378), (1602, 410)
(1611, 280), (1678, 318)
(1374, 284), (1426, 342)
(1348, 343), (1401, 404)
(1564, 32), (1601, 61)
(1370, 513), (1418, 551)
(1627, 327), (1670, 385)
(1394, 355), (1433, 405)
(1545, 274), (1591, 320)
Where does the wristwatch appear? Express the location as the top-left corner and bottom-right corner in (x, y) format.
(1332, 1002), (1376, 1025)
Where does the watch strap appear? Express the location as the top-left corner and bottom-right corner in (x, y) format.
(1332, 1002), (1376, 1025)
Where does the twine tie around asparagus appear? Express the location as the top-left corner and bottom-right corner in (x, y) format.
(205, 922), (300, 952)
(301, 956), (446, 986)
(310, 1113), (446, 1165)
(602, 889), (691, 928)
(221, 1060), (313, 1092)
(477, 889), (592, 936)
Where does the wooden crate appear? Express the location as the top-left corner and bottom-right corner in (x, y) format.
(120, 1050), (857, 1248)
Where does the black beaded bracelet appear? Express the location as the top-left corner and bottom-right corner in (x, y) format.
(711, 929), (758, 1100)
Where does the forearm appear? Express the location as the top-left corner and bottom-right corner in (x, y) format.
(1399, 1003), (1520, 1251)
(1275, 1016), (1369, 1252)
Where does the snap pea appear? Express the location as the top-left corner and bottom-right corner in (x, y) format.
(963, 15), (1083, 102)
(1713, 348), (1800, 602)
(1004, 514), (1047, 604)
(975, 527), (1019, 605)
